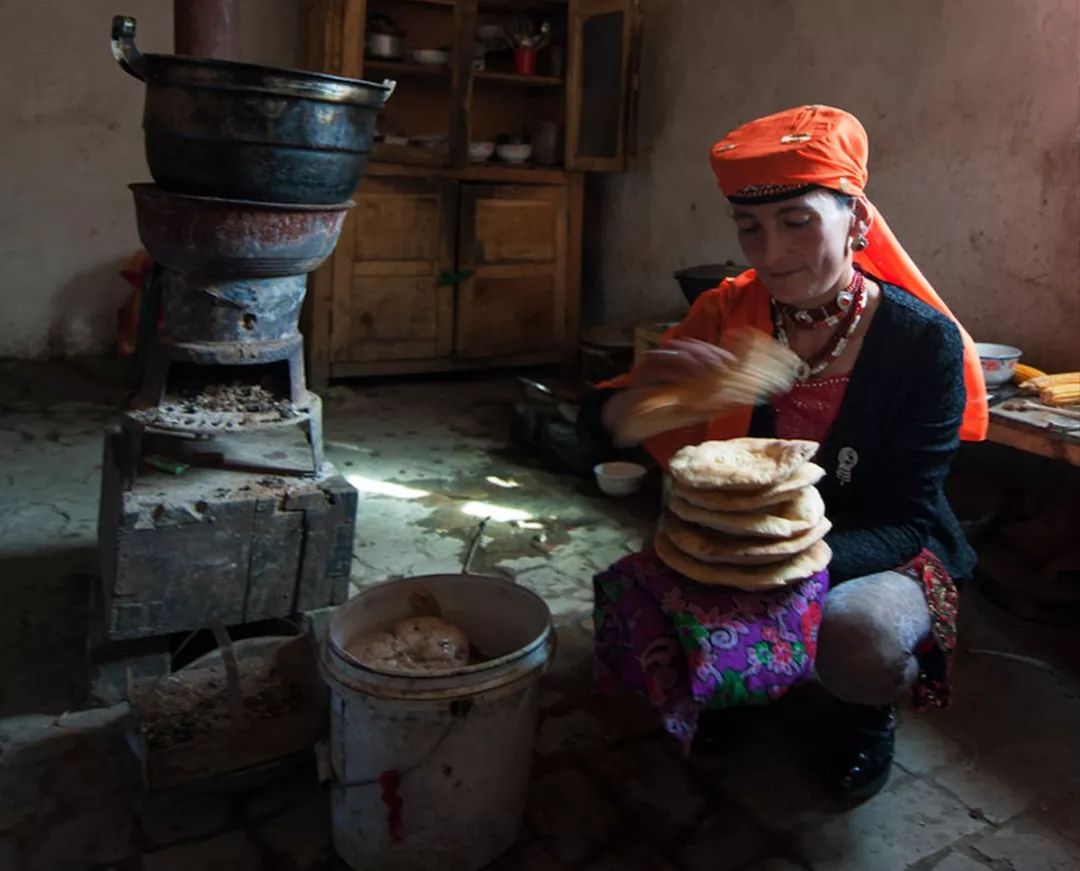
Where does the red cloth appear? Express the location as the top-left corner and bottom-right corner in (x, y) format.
(773, 375), (850, 443)
(116, 250), (153, 357)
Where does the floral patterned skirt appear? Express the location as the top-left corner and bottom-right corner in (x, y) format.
(592, 547), (958, 751)
(592, 550), (829, 751)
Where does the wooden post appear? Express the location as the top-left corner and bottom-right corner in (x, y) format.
(175, 0), (240, 60)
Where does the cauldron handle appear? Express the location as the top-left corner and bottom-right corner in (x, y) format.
(111, 15), (149, 82)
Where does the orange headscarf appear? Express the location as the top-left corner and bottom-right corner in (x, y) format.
(605, 105), (987, 466)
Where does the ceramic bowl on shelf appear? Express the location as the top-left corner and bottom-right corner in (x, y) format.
(410, 48), (449, 66)
(469, 141), (496, 163)
(496, 142), (533, 164)
(976, 342), (1023, 387)
(410, 133), (449, 153)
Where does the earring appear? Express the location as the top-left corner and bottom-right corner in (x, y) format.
(851, 234), (869, 252)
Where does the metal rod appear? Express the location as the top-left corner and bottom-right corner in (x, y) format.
(174, 0), (240, 60)
(461, 518), (489, 575)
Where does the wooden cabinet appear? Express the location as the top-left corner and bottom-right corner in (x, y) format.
(301, 0), (640, 383)
(330, 176), (456, 367)
(456, 183), (568, 359)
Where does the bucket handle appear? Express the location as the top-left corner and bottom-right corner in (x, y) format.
(460, 517), (488, 575)
(322, 716), (458, 791)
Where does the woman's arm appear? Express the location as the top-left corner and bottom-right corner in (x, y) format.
(825, 318), (966, 581)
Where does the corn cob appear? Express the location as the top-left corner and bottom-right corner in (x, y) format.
(1035, 373), (1080, 406)
(1019, 371), (1080, 394)
(1012, 363), (1046, 385)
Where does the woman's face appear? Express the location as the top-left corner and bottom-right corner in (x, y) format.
(731, 190), (861, 305)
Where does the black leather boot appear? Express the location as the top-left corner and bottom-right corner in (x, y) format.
(692, 706), (766, 753)
(826, 703), (897, 804)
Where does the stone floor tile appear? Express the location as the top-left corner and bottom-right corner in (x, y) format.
(894, 712), (971, 776)
(142, 830), (263, 871)
(252, 790), (332, 870)
(926, 849), (994, 870)
(525, 769), (621, 864)
(969, 809), (1080, 871)
(0, 839), (17, 871)
(539, 689), (567, 710)
(700, 712), (834, 833)
(541, 621), (596, 696)
(793, 778), (989, 871)
(535, 710), (612, 756)
(743, 860), (805, 871)
(932, 738), (1080, 825)
(483, 841), (570, 870)
(583, 844), (681, 871)
(587, 738), (706, 832)
(585, 689), (662, 742)
(22, 805), (135, 871)
(136, 788), (233, 848)
(677, 805), (770, 871)
(1042, 791), (1080, 845)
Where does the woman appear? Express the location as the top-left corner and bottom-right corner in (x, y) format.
(589, 105), (987, 804)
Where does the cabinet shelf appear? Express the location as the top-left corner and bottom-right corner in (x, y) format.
(365, 59), (451, 78)
(473, 70), (564, 88)
(479, 0), (568, 10)
(380, 0), (457, 7)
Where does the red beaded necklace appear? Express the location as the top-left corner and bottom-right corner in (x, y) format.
(774, 270), (865, 330)
(773, 275), (868, 381)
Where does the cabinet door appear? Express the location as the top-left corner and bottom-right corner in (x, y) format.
(455, 184), (568, 360)
(331, 177), (457, 364)
(566, 0), (642, 172)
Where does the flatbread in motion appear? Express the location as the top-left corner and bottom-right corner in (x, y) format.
(612, 329), (802, 446)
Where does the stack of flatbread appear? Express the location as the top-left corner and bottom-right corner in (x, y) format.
(655, 438), (833, 590)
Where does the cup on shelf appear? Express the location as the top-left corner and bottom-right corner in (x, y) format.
(514, 46), (538, 76)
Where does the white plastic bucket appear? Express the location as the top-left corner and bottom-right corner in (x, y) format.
(321, 572), (555, 871)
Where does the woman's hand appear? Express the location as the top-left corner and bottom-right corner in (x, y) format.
(601, 339), (733, 439)
(625, 338), (734, 386)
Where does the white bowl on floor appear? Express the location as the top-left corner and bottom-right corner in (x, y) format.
(594, 461), (647, 497)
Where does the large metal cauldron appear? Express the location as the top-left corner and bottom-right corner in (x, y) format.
(111, 16), (395, 204)
(130, 184), (353, 278)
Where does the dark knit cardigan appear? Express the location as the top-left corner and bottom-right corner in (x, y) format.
(584, 283), (976, 583)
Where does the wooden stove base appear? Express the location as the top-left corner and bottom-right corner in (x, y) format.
(97, 429), (356, 642)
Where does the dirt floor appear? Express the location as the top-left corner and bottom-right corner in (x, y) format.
(1, 359), (1078, 870)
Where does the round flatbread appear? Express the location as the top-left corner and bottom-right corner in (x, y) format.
(655, 532), (832, 590)
(669, 438), (819, 491)
(347, 616), (470, 673)
(673, 462), (826, 512)
(661, 513), (832, 565)
(667, 486), (825, 539)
